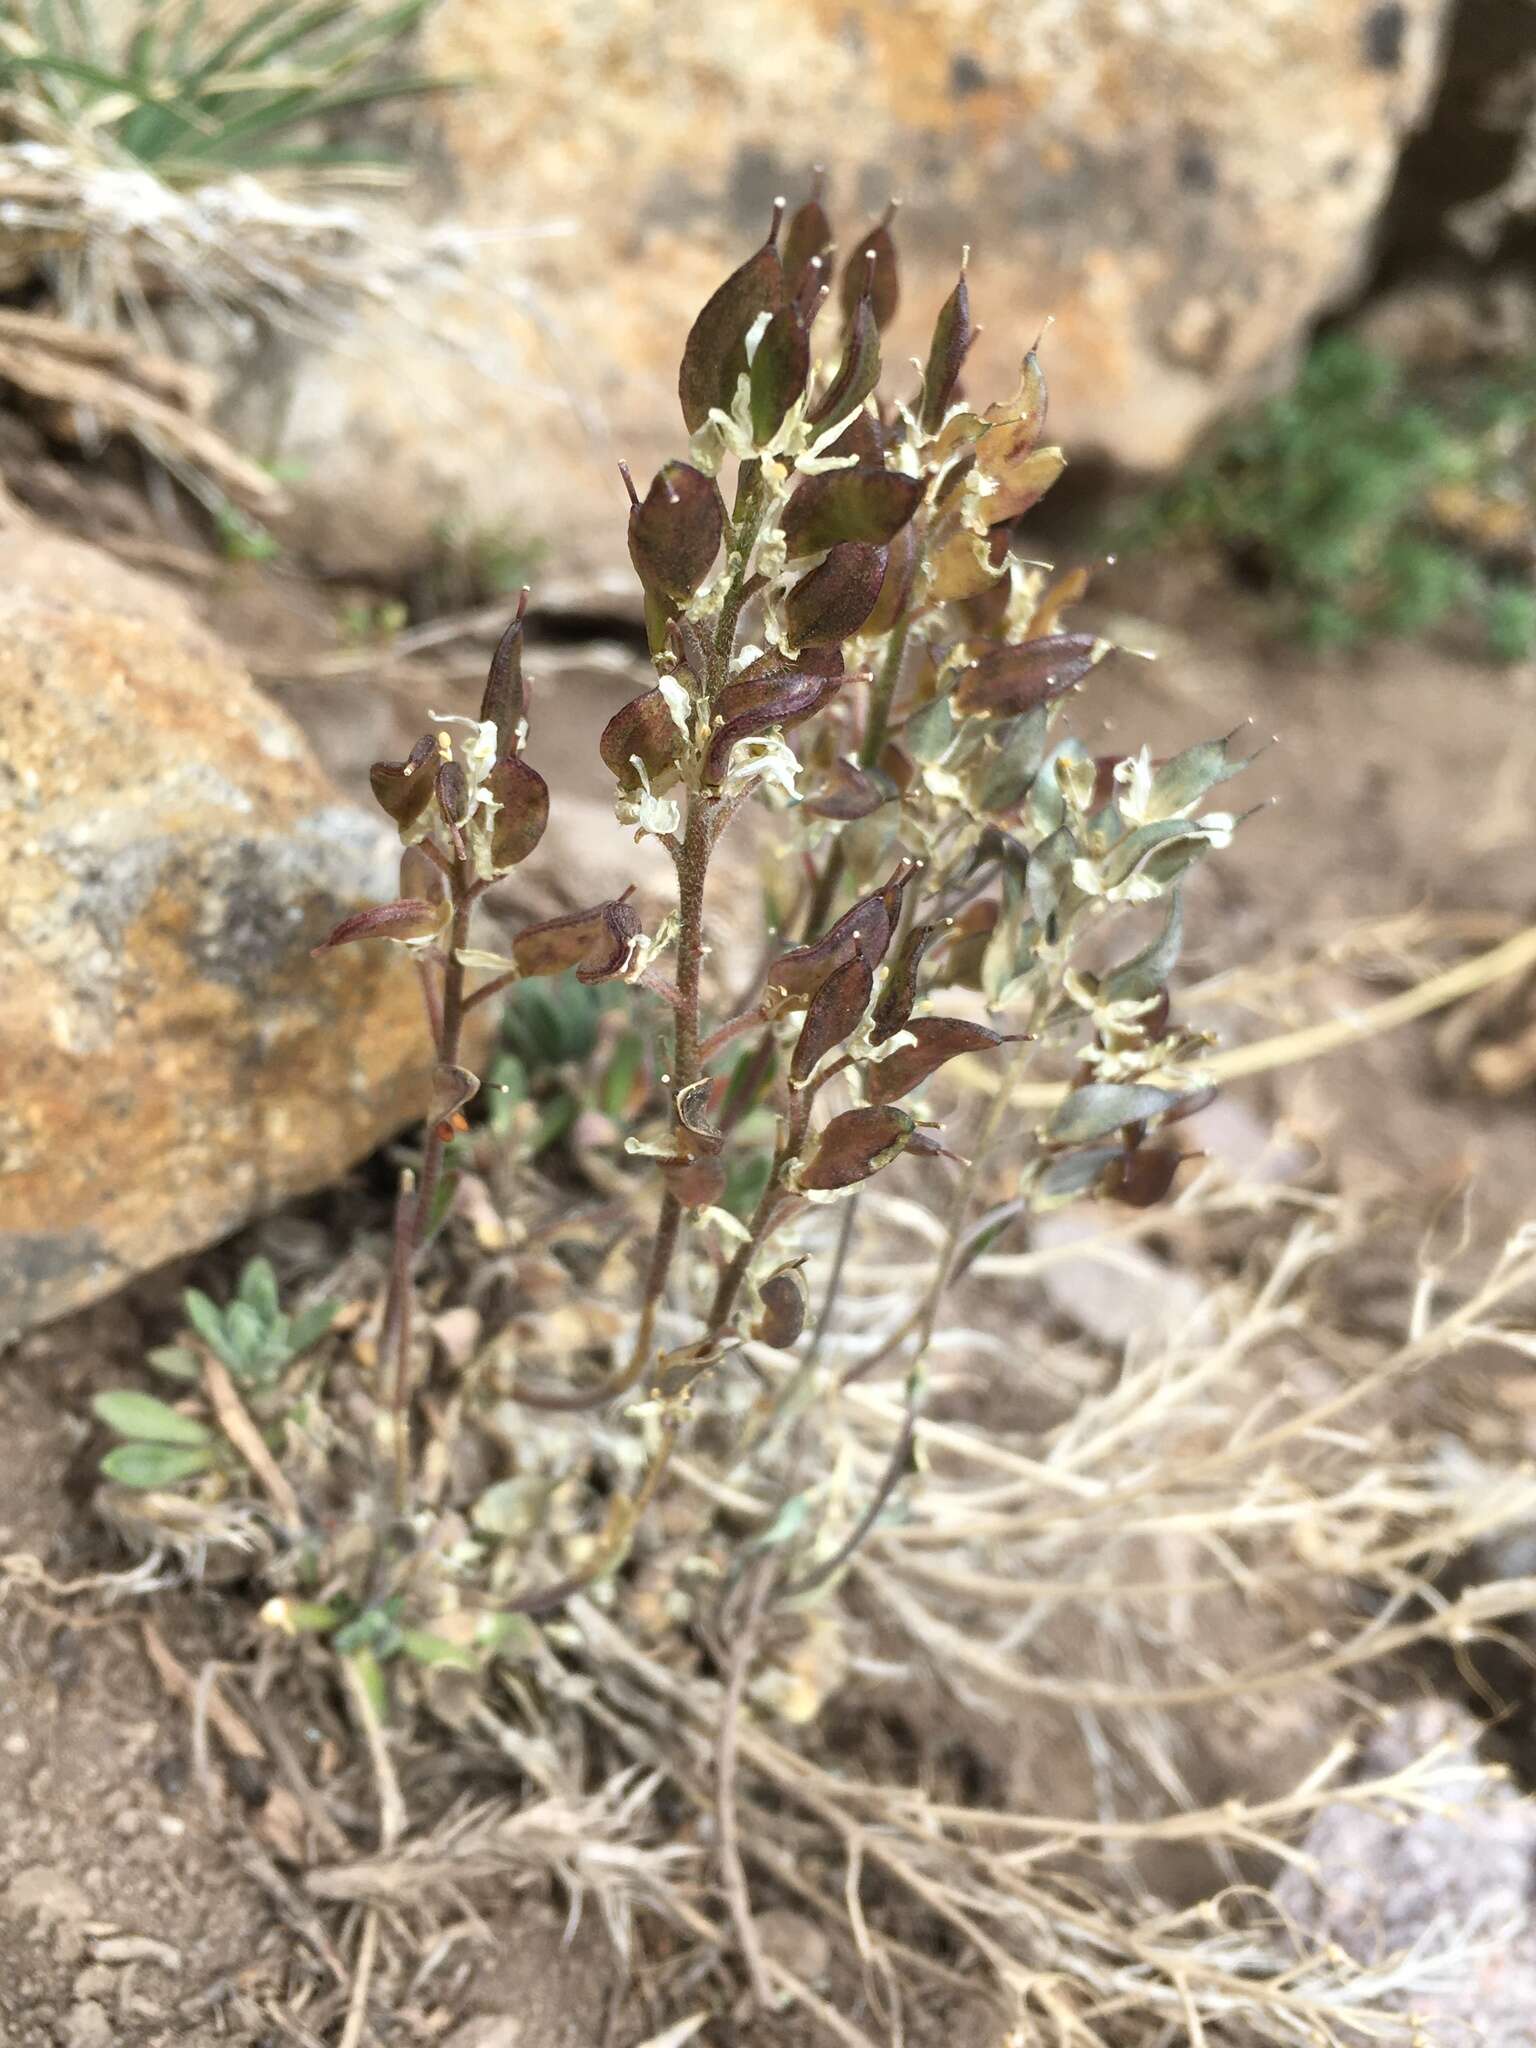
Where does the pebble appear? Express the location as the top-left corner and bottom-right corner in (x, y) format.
(92, 1935), (182, 1972)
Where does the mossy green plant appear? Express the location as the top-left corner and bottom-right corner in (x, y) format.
(1128, 334), (1536, 662)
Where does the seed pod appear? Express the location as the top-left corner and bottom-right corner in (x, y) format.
(479, 590), (528, 755)
(920, 263), (974, 434)
(869, 921), (939, 1041)
(769, 858), (917, 997)
(866, 1017), (1017, 1103)
(791, 953), (874, 1085)
(659, 1155), (728, 1209)
(484, 755), (549, 870)
(782, 465), (922, 558)
(977, 442), (1065, 528)
(808, 290), (880, 429)
(984, 345), (1047, 444)
(1026, 562), (1091, 640)
(822, 404), (886, 466)
(369, 733), (439, 836)
(954, 634), (1112, 717)
(927, 525), (1008, 603)
(783, 541), (888, 647)
(862, 519), (919, 637)
(1103, 1148), (1184, 1208)
(679, 203), (786, 431)
(400, 842), (445, 904)
(752, 1262), (809, 1348)
(749, 303), (811, 445)
(599, 689), (684, 790)
(311, 897), (444, 954)
(839, 206), (899, 331)
(907, 1128), (965, 1164)
(511, 898), (641, 983)
(628, 461), (724, 602)
(429, 1062), (480, 1126)
(803, 757), (893, 821)
(674, 1077), (724, 1156)
(704, 668), (844, 784)
(938, 900), (998, 990)
(436, 757), (470, 831)
(782, 175), (833, 297)
(799, 1105), (914, 1191)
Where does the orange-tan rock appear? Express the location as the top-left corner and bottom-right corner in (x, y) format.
(0, 532), (429, 1335)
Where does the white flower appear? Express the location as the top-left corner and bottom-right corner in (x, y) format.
(621, 912), (680, 982)
(615, 758), (682, 841)
(430, 711), (505, 878)
(718, 732), (801, 805)
(429, 711), (498, 795)
(656, 673), (694, 738)
(1113, 747), (1154, 826)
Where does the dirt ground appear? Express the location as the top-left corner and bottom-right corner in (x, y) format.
(3, 539), (1534, 2044)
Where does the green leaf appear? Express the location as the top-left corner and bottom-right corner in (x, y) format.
(903, 691), (955, 765)
(182, 1286), (233, 1363)
(145, 1344), (200, 1382)
(1146, 734), (1250, 822)
(93, 1390), (212, 1445)
(1046, 1083), (1182, 1145)
(344, 1646), (390, 1723)
(1032, 1147), (1122, 1209)
(288, 1299), (340, 1353)
(599, 1030), (647, 1121)
(977, 706), (1050, 814)
(1102, 894), (1184, 1005)
(224, 1300), (267, 1372)
(529, 1092), (578, 1158)
(423, 1168), (461, 1243)
(750, 1491), (812, 1552)
(398, 1629), (478, 1672)
(238, 1257), (280, 1322)
(475, 1612), (542, 1660)
(334, 1609), (400, 1658)
(100, 1442), (217, 1488)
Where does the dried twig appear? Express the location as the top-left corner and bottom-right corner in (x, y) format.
(201, 1351), (303, 1529)
(715, 1558), (775, 2010)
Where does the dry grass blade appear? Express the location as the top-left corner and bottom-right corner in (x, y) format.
(0, 322), (282, 507)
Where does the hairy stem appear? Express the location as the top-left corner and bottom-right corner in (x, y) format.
(387, 879), (472, 1510)
(859, 612), (913, 770)
(781, 1033), (1034, 1597)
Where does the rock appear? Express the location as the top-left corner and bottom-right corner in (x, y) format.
(275, 0), (1449, 587)
(1276, 1701), (1536, 2046)
(0, 530), (429, 1337)
(56, 2003), (113, 2048)
(89, 1934), (181, 1971)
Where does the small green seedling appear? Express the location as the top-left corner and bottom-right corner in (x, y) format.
(95, 1259), (338, 1488)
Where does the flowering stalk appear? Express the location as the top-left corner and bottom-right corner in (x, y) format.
(316, 182), (1252, 1603)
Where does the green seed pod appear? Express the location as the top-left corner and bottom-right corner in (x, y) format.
(678, 201), (786, 431)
